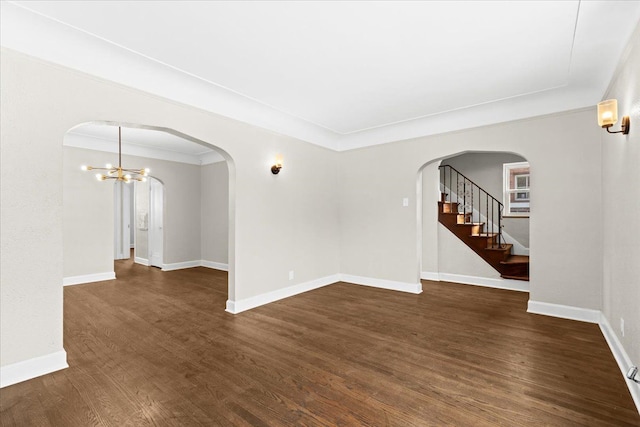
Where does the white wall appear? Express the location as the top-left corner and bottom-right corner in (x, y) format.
(601, 23), (640, 377)
(63, 147), (114, 277)
(201, 161), (229, 265)
(420, 162), (440, 275)
(340, 108), (603, 307)
(1, 48), (340, 370)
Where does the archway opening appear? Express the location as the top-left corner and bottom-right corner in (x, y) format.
(417, 150), (530, 291)
(62, 121), (236, 301)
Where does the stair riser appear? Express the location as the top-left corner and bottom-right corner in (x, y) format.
(441, 202), (458, 213)
(455, 213), (472, 224)
(484, 250), (511, 264)
(469, 236), (498, 247)
(454, 224), (484, 236)
(500, 264), (529, 276)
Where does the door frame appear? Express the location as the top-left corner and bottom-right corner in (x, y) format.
(148, 177), (164, 268)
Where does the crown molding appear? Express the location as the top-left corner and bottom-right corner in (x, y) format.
(64, 132), (225, 165)
(2, 1), (638, 152)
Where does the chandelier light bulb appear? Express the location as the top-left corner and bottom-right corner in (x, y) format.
(106, 163), (113, 169)
(95, 173), (104, 181)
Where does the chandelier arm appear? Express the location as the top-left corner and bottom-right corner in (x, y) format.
(83, 127), (149, 183)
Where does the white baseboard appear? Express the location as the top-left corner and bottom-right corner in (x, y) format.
(160, 260), (229, 272)
(63, 271), (115, 286)
(134, 257), (149, 266)
(226, 274), (340, 314)
(527, 300), (601, 323)
(161, 260), (201, 271)
(200, 260), (229, 272)
(599, 313), (640, 414)
(420, 271), (440, 281)
(0, 350), (68, 388)
(226, 273), (421, 315)
(339, 274), (423, 294)
(422, 271), (529, 292)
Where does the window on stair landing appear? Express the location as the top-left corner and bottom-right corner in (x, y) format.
(503, 162), (530, 217)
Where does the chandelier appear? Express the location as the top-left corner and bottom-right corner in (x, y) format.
(81, 126), (150, 182)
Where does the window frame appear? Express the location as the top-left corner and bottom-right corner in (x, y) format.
(503, 162), (530, 217)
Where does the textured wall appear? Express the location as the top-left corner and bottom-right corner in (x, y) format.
(1, 49), (340, 368)
(340, 108), (602, 308)
(201, 161), (229, 265)
(601, 23), (640, 381)
(63, 147), (114, 277)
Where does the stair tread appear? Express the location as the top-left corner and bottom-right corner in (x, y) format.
(471, 233), (498, 237)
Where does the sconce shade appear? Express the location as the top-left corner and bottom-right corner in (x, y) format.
(598, 99), (618, 127)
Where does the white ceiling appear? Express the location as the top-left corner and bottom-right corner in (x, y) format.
(2, 1), (640, 151)
(66, 123), (224, 166)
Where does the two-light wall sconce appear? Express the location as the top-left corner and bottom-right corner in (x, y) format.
(597, 99), (630, 135)
(271, 154), (283, 174)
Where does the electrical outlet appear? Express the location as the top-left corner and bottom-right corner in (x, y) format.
(620, 318), (625, 337)
(289, 270), (294, 280)
(402, 197), (409, 207)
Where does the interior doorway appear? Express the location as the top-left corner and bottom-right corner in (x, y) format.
(114, 181), (133, 260)
(417, 151), (530, 290)
(63, 120), (236, 303)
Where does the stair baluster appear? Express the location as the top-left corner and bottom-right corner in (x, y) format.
(439, 164), (506, 249)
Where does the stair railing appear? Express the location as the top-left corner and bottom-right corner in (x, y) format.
(439, 165), (505, 249)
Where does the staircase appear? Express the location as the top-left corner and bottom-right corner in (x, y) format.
(438, 165), (529, 281)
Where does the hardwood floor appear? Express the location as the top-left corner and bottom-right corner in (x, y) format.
(1, 258), (638, 426)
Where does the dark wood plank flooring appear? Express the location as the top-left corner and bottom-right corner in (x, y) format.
(1, 257), (638, 426)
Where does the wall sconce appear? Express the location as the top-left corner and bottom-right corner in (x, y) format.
(271, 154), (283, 174)
(597, 99), (630, 134)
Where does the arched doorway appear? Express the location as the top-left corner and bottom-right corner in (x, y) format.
(62, 121), (236, 302)
(417, 151), (530, 291)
